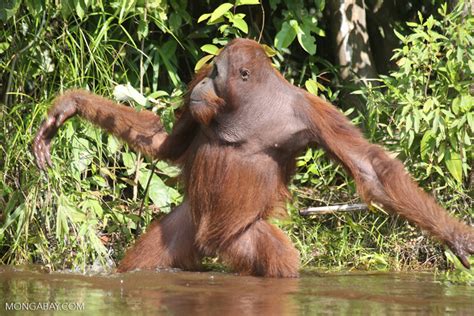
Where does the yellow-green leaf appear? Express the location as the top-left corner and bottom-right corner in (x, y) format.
(201, 44), (219, 55)
(210, 3), (233, 23)
(262, 44), (276, 57)
(420, 130), (433, 160)
(198, 13), (211, 23)
(195, 54), (214, 71)
(423, 98), (434, 113)
(305, 79), (318, 96)
(444, 149), (462, 183)
(236, 0), (260, 5)
(232, 16), (248, 33)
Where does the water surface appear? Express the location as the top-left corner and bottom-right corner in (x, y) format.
(1, 266), (472, 315)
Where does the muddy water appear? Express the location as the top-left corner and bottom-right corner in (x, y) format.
(1, 266), (473, 315)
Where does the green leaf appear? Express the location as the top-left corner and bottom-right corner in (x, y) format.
(25, 0), (44, 16)
(464, 132), (471, 146)
(71, 138), (92, 174)
(122, 152), (137, 174)
(274, 21), (297, 49)
(405, 114), (412, 131)
(157, 41), (180, 87)
(262, 44), (276, 57)
(139, 172), (168, 207)
(413, 111), (420, 133)
(423, 98), (434, 113)
(209, 3), (233, 23)
(56, 203), (69, 238)
(148, 90), (169, 99)
(195, 54), (215, 71)
(420, 131), (433, 160)
(107, 134), (121, 155)
(236, 0), (260, 5)
(432, 110), (440, 134)
(160, 40), (177, 60)
(408, 130), (415, 148)
(312, 26), (325, 37)
(92, 175), (108, 187)
(218, 24), (229, 33)
(468, 60), (474, 72)
(458, 95), (474, 113)
(0, 197), (24, 237)
(305, 79), (319, 96)
(139, 170), (180, 212)
(0, 0), (21, 22)
(117, 0), (136, 23)
(0, 42), (10, 54)
(61, 0), (75, 19)
(156, 161), (181, 178)
(297, 29), (316, 55)
(467, 112), (474, 132)
(444, 149), (463, 183)
(232, 16), (248, 33)
(137, 20), (149, 40)
(303, 148), (312, 162)
(198, 13), (211, 23)
(393, 29), (406, 42)
(76, 0), (85, 19)
(201, 44), (219, 55)
(314, 0), (325, 10)
(57, 195), (86, 234)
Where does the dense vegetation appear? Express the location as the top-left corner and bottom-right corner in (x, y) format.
(0, 0), (472, 281)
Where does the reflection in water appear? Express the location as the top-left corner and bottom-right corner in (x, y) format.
(0, 266), (473, 315)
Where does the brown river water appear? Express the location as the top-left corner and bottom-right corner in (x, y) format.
(1, 266), (473, 315)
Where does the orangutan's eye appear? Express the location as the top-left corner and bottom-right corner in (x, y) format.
(240, 67), (250, 81)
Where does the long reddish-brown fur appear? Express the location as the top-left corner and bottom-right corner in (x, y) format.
(32, 38), (473, 277)
(301, 94), (472, 256)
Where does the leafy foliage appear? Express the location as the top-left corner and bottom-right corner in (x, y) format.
(365, 3), (473, 188)
(272, 0), (325, 54)
(358, 4), (472, 280)
(195, 1), (260, 70)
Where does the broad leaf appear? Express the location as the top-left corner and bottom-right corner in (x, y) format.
(210, 3), (233, 23)
(198, 13), (211, 23)
(201, 44), (219, 55)
(195, 54), (215, 71)
(0, 0), (20, 22)
(297, 31), (316, 55)
(305, 79), (319, 96)
(420, 130), (433, 160)
(444, 149), (463, 183)
(236, 0), (260, 5)
(262, 44), (276, 57)
(274, 21), (297, 49)
(232, 16), (248, 33)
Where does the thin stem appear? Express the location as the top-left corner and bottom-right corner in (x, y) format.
(258, 2), (265, 43)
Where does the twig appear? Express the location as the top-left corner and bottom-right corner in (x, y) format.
(299, 203), (368, 216)
(135, 7), (151, 237)
(258, 2), (265, 43)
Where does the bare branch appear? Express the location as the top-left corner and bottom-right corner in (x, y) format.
(299, 203), (368, 216)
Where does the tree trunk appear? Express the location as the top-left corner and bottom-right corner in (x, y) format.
(327, 0), (378, 111)
(328, 0), (378, 82)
